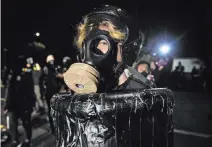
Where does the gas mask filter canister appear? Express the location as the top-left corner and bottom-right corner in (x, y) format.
(63, 63), (100, 94)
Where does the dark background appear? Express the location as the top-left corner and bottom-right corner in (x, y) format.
(2, 0), (212, 66)
(1, 1), (212, 146)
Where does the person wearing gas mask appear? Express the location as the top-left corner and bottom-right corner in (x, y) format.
(154, 59), (169, 88)
(26, 57), (45, 114)
(51, 5), (159, 147)
(135, 60), (150, 77)
(62, 56), (72, 72)
(4, 58), (36, 147)
(134, 60), (156, 87)
(58, 56), (72, 92)
(63, 6), (154, 94)
(43, 55), (63, 134)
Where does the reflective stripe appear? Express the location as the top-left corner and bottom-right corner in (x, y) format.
(174, 129), (212, 138)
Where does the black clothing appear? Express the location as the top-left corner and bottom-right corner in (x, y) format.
(4, 71), (35, 144)
(154, 67), (169, 88)
(46, 94), (55, 133)
(44, 64), (60, 96)
(5, 72), (35, 113)
(44, 63), (60, 132)
(8, 111), (32, 141)
(119, 66), (156, 90)
(174, 65), (185, 73)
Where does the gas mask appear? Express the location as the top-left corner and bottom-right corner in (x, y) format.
(64, 29), (119, 94)
(48, 60), (55, 65)
(64, 5), (142, 94)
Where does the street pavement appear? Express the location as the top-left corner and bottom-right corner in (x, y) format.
(2, 113), (55, 147)
(173, 92), (212, 147)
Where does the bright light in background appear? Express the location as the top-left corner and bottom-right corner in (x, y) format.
(159, 44), (170, 55)
(153, 52), (157, 56)
(35, 32), (40, 37)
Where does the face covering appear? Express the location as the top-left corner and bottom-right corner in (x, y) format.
(64, 29), (119, 94)
(141, 71), (148, 78)
(49, 60), (55, 65)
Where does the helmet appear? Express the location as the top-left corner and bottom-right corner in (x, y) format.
(63, 56), (71, 62)
(46, 55), (55, 63)
(84, 5), (131, 43)
(63, 56), (72, 65)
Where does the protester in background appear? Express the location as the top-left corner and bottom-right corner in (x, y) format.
(43, 55), (63, 134)
(4, 69), (13, 99)
(134, 60), (156, 87)
(200, 65), (207, 92)
(28, 57), (45, 114)
(191, 66), (199, 79)
(191, 66), (202, 91)
(174, 61), (185, 73)
(173, 61), (185, 89)
(1, 66), (9, 86)
(59, 56), (72, 92)
(154, 59), (169, 88)
(150, 61), (156, 71)
(135, 60), (150, 77)
(148, 61), (156, 82)
(4, 59), (36, 147)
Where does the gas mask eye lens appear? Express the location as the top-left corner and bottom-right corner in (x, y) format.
(91, 39), (109, 55)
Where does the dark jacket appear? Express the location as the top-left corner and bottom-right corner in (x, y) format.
(5, 72), (36, 113)
(154, 67), (169, 88)
(44, 64), (59, 98)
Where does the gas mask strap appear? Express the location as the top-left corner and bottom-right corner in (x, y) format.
(102, 62), (126, 92)
(113, 62), (127, 80)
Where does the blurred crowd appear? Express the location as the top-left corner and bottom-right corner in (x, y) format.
(171, 61), (208, 92)
(130, 57), (210, 93)
(1, 54), (72, 147)
(136, 59), (210, 92)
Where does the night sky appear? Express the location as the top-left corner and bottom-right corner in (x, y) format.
(2, 0), (212, 66)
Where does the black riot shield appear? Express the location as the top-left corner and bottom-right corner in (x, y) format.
(51, 88), (174, 147)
